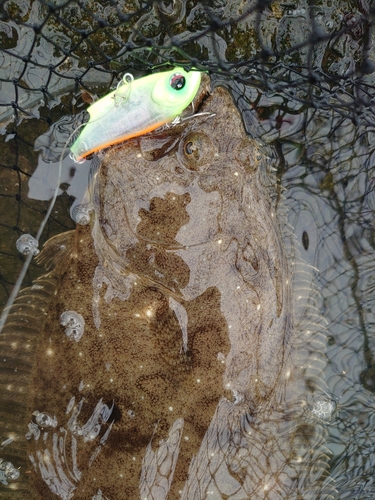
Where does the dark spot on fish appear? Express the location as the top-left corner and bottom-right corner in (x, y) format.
(137, 373), (174, 402)
(302, 230), (309, 250)
(242, 242), (259, 271)
(327, 335), (335, 345)
(291, 423), (317, 458)
(69, 166), (76, 178)
(110, 403), (122, 422)
(139, 134), (179, 161)
(137, 192), (191, 243)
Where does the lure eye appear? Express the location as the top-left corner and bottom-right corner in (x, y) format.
(170, 74), (186, 90)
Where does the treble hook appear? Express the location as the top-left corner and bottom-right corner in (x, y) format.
(112, 73), (134, 107)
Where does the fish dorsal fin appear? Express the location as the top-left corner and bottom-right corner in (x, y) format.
(0, 229), (76, 494)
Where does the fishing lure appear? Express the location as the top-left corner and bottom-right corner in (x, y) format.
(70, 67), (201, 162)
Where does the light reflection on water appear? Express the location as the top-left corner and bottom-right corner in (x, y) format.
(1, 82), (375, 499)
(232, 80), (375, 496)
(1, 2), (375, 498)
(274, 108), (375, 497)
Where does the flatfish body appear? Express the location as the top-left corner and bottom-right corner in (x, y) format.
(0, 83), (334, 499)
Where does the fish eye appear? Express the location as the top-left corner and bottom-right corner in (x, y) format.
(184, 141), (196, 156)
(170, 74), (186, 90)
(178, 132), (216, 171)
(183, 139), (200, 162)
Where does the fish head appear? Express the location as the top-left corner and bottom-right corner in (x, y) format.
(94, 84), (261, 274)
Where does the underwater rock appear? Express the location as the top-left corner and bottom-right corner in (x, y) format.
(0, 81), (334, 499)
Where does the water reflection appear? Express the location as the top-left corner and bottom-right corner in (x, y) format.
(1, 1), (375, 498)
(261, 99), (375, 499)
(1, 90), (374, 500)
(0, 83), (337, 499)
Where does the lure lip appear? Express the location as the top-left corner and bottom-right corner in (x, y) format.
(70, 67), (202, 163)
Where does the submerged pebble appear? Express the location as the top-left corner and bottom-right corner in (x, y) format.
(60, 311), (85, 341)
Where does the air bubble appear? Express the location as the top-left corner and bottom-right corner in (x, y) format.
(60, 311), (85, 341)
(0, 459), (20, 485)
(72, 204), (93, 225)
(32, 410), (58, 429)
(16, 234), (40, 256)
(309, 399), (336, 421)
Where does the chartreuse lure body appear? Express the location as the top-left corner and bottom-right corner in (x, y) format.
(70, 68), (201, 162)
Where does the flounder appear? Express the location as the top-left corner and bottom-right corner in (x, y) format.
(0, 78), (334, 499)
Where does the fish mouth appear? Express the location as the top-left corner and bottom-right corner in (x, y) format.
(181, 72), (212, 117)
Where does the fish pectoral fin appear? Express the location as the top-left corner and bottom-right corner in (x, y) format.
(36, 229), (75, 270)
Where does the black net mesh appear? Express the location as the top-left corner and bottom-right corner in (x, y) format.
(0, 0), (374, 303)
(1, 0), (375, 498)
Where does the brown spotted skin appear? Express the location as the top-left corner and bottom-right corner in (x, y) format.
(28, 223), (230, 499)
(23, 85), (310, 500)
